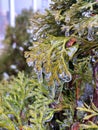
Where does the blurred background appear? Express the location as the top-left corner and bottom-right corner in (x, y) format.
(0, 0), (51, 80)
(0, 0), (51, 44)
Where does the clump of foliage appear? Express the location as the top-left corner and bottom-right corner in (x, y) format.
(0, 72), (54, 130)
(25, 0), (98, 129)
(0, 9), (33, 79)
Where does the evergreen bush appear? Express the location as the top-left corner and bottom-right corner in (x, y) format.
(0, 0), (98, 129)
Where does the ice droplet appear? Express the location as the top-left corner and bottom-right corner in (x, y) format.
(54, 80), (60, 87)
(82, 11), (92, 17)
(45, 114), (54, 122)
(45, 72), (52, 81)
(33, 35), (37, 41)
(56, 21), (61, 25)
(12, 42), (16, 49)
(37, 71), (43, 83)
(78, 29), (84, 36)
(87, 26), (94, 41)
(91, 57), (96, 63)
(65, 26), (70, 36)
(58, 72), (72, 82)
(34, 68), (43, 83)
(3, 72), (9, 80)
(74, 23), (84, 37)
(27, 61), (34, 67)
(65, 16), (70, 23)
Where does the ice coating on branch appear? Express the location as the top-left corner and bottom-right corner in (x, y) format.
(87, 26), (94, 41)
(65, 26), (70, 36)
(58, 71), (72, 83)
(65, 16), (70, 23)
(45, 72), (52, 81)
(56, 21), (61, 25)
(34, 67), (43, 83)
(82, 11), (92, 17)
(27, 61), (34, 67)
(33, 35), (37, 41)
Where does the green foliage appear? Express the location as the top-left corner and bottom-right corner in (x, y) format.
(80, 121), (98, 129)
(77, 103), (98, 120)
(29, 85), (54, 130)
(0, 72), (54, 130)
(0, 72), (32, 129)
(77, 103), (98, 129)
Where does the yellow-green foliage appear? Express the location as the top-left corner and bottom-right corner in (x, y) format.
(77, 103), (98, 129)
(0, 72), (54, 130)
(25, 35), (79, 86)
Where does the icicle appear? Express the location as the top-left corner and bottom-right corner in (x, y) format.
(65, 16), (70, 23)
(82, 11), (92, 17)
(91, 57), (96, 63)
(34, 67), (43, 83)
(74, 23), (84, 37)
(58, 71), (72, 83)
(87, 26), (94, 41)
(45, 72), (52, 81)
(41, 33), (46, 38)
(54, 80), (60, 87)
(37, 70), (43, 83)
(78, 29), (84, 36)
(56, 21), (61, 25)
(45, 114), (54, 122)
(33, 35), (37, 41)
(27, 61), (34, 67)
(65, 26), (70, 37)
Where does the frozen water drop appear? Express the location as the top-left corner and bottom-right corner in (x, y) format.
(10, 64), (17, 69)
(54, 80), (60, 87)
(65, 26), (70, 37)
(33, 35), (37, 41)
(34, 68), (43, 83)
(27, 61), (34, 67)
(45, 72), (52, 81)
(12, 42), (16, 49)
(58, 72), (72, 83)
(37, 71), (43, 83)
(65, 16), (70, 23)
(56, 21), (61, 25)
(3, 72), (9, 80)
(82, 11), (92, 17)
(91, 57), (96, 63)
(45, 114), (54, 122)
(78, 29), (84, 36)
(87, 26), (94, 41)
